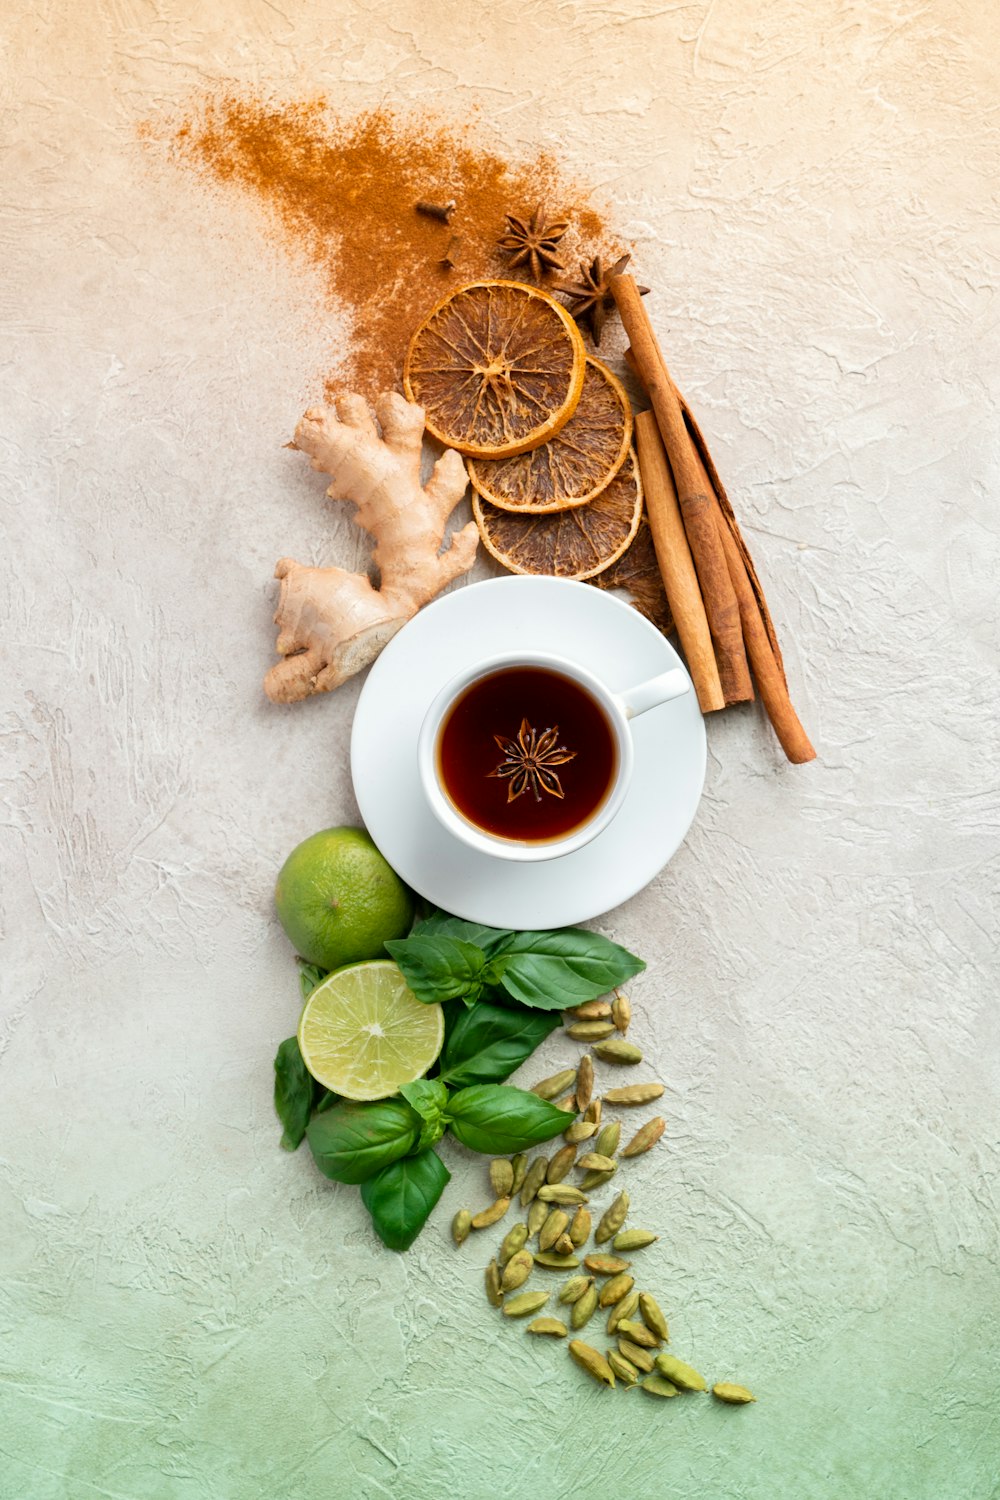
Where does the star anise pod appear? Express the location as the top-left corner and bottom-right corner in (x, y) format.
(556, 252), (650, 346)
(497, 204), (569, 281)
(488, 718), (577, 803)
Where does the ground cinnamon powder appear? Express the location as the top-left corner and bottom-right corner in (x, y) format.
(167, 93), (616, 395)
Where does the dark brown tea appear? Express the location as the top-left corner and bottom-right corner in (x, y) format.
(437, 666), (618, 842)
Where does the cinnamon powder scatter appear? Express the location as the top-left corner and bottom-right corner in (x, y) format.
(167, 93), (617, 395)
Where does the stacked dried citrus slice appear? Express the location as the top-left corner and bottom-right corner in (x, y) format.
(467, 358), (633, 513)
(404, 280), (586, 457)
(405, 281), (644, 585)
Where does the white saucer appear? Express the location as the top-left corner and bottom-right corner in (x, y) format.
(350, 576), (706, 927)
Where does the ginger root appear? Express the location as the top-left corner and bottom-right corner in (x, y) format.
(265, 392), (479, 703)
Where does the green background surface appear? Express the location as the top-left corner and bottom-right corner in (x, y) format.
(2, 1), (998, 1496)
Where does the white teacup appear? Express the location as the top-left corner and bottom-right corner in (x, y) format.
(417, 650), (690, 863)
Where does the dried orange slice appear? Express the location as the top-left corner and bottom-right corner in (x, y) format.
(403, 280), (586, 458)
(473, 450), (643, 581)
(466, 357), (633, 514)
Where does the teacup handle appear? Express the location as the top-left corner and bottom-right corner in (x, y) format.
(616, 668), (690, 720)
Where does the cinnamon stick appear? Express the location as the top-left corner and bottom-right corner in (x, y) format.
(679, 396), (787, 682)
(714, 501), (816, 763)
(611, 274), (753, 705)
(683, 413), (816, 763)
(627, 345), (790, 686)
(633, 411), (725, 713)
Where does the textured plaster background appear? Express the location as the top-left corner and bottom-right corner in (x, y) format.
(2, 2), (999, 1497)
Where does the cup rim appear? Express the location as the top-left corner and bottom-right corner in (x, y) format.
(417, 650), (634, 863)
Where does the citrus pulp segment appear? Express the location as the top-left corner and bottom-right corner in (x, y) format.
(403, 280), (586, 458)
(466, 357), (633, 513)
(473, 450), (644, 581)
(297, 960), (444, 1101)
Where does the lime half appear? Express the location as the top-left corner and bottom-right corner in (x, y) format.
(297, 960), (444, 1101)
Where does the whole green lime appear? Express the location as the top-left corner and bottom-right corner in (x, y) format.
(274, 827), (414, 970)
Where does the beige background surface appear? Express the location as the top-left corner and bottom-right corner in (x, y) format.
(2, 2), (998, 1496)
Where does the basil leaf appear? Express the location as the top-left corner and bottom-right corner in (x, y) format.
(412, 912), (515, 957)
(399, 1078), (449, 1119)
(385, 934), (488, 1004)
(297, 961), (328, 1001)
(305, 1098), (420, 1184)
(361, 1148), (451, 1252)
(399, 1078), (450, 1150)
(273, 1036), (314, 1151)
(446, 1085), (572, 1154)
(497, 928), (645, 1009)
(439, 1003), (561, 1088)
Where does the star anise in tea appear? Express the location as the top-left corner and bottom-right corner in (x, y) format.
(557, 252), (649, 345)
(497, 204), (569, 280)
(489, 718), (577, 802)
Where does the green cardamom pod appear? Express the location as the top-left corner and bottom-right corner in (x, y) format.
(594, 1122), (621, 1159)
(616, 1319), (659, 1349)
(533, 1250), (580, 1269)
(502, 1290), (550, 1318)
(565, 1020), (616, 1041)
(526, 1199), (549, 1238)
(611, 988), (631, 1033)
(595, 1190), (630, 1244)
(568, 1206), (591, 1247)
(565, 999), (612, 1021)
(583, 1098), (602, 1125)
(575, 1053), (594, 1112)
(579, 1166), (617, 1192)
(568, 1340), (616, 1388)
(545, 1144), (578, 1184)
(489, 1159), (514, 1199)
(598, 1272), (634, 1308)
(613, 1229), (658, 1251)
(484, 1259), (503, 1308)
(570, 1281), (599, 1330)
(711, 1383), (756, 1404)
(553, 1233), (575, 1256)
(451, 1209), (472, 1246)
(537, 1184), (588, 1205)
(603, 1083), (664, 1105)
(606, 1349), (640, 1385)
(655, 1354), (706, 1392)
(563, 1119), (597, 1145)
(558, 1275), (592, 1305)
(576, 1152), (616, 1173)
(617, 1338), (654, 1373)
(539, 1209), (570, 1252)
(641, 1375), (679, 1398)
(526, 1317), (568, 1337)
(471, 1197), (511, 1229)
(530, 1068), (577, 1101)
(499, 1222), (529, 1267)
(584, 1254), (631, 1276)
(500, 1249), (534, 1293)
(620, 1117), (666, 1158)
(638, 1292), (669, 1343)
(519, 1156), (548, 1206)
(509, 1152), (528, 1196)
(592, 1040), (643, 1066)
(606, 1290), (639, 1335)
